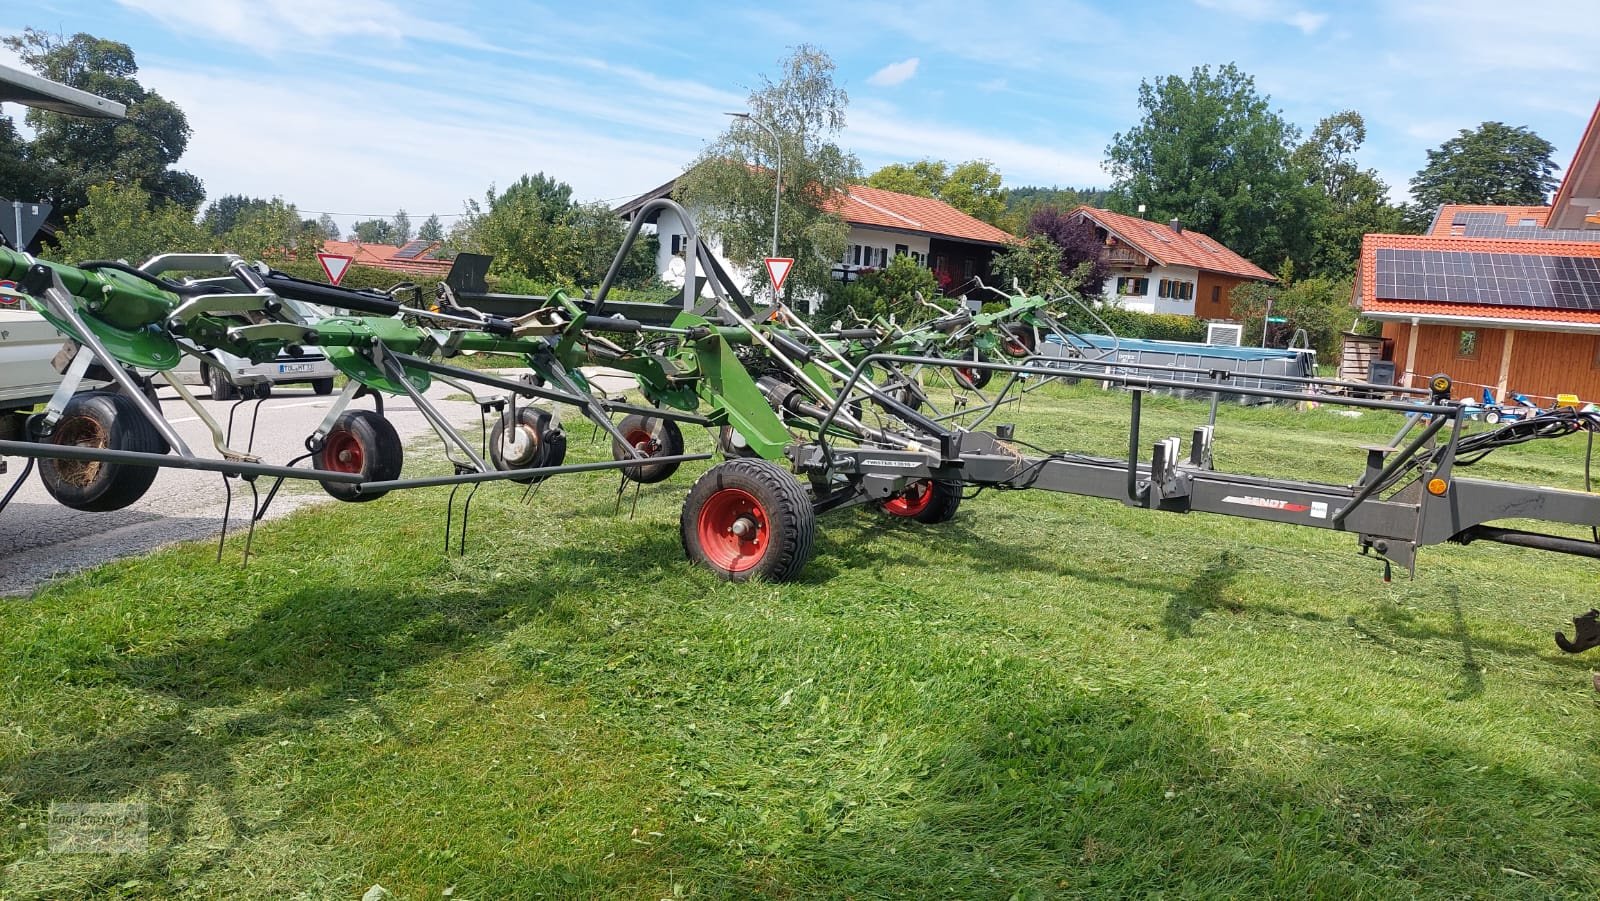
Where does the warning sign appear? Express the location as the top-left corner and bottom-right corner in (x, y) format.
(317, 252), (353, 286)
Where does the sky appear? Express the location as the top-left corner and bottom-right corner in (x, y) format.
(2, 0), (1598, 235)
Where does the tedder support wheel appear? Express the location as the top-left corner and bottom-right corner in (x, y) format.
(878, 479), (962, 524)
(312, 378), (335, 396)
(956, 349), (991, 390)
(490, 407), (567, 483)
(681, 458), (816, 582)
(613, 413), (685, 484)
(316, 409), (403, 502)
(38, 391), (169, 512)
(716, 425), (762, 459)
(1002, 324), (1036, 358)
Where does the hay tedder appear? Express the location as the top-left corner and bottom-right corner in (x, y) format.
(5, 198), (1600, 656)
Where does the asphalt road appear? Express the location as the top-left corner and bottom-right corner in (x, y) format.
(0, 381), (488, 596)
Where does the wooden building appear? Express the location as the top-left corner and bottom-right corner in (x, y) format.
(1355, 100), (1600, 404)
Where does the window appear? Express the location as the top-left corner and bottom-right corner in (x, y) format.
(894, 243), (909, 257)
(1159, 279), (1194, 300)
(1211, 285), (1221, 304)
(878, 248), (890, 267)
(1117, 276), (1149, 296)
(1519, 218), (1538, 226)
(669, 233), (685, 254)
(1456, 329), (1479, 359)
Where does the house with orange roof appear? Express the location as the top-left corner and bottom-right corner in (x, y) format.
(1064, 206), (1275, 319)
(613, 177), (1016, 305)
(1356, 100), (1600, 402)
(317, 238), (454, 278)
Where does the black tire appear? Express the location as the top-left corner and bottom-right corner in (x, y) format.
(312, 378), (335, 396)
(878, 479), (962, 524)
(38, 391), (168, 512)
(205, 364), (235, 401)
(717, 425), (762, 459)
(316, 409), (403, 502)
(489, 407), (567, 483)
(1002, 324), (1036, 358)
(955, 349), (991, 389)
(681, 458), (816, 582)
(612, 413), (685, 484)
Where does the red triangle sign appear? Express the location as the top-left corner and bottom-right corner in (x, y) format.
(317, 252), (354, 286)
(763, 257), (795, 294)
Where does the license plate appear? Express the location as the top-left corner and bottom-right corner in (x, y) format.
(278, 362), (314, 373)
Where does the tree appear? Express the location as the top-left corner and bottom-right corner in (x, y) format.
(1001, 186), (1111, 234)
(1230, 273), (1356, 359)
(1105, 63), (1317, 275)
(814, 253), (939, 325)
(221, 198), (320, 261)
(1408, 121), (1559, 217)
(351, 219), (398, 244)
(417, 213), (444, 243)
(676, 45), (859, 301)
(1026, 207), (1110, 295)
(316, 213), (341, 240)
(48, 181), (211, 264)
(1290, 111), (1402, 277)
(865, 158), (1008, 225)
(991, 236), (1065, 295)
(201, 195), (270, 236)
(458, 172), (654, 288)
(391, 209), (412, 244)
(0, 115), (48, 209)
(2, 28), (203, 226)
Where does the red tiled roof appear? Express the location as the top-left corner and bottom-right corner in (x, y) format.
(320, 240), (452, 276)
(1068, 206), (1275, 281)
(1427, 204), (1551, 236)
(1549, 100), (1600, 230)
(827, 184), (1018, 246)
(1358, 233), (1600, 322)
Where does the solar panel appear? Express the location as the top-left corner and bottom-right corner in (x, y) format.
(1374, 248), (1600, 309)
(393, 239), (431, 259)
(1447, 211), (1600, 242)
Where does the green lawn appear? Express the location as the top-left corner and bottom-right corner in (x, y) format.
(3, 381), (1599, 898)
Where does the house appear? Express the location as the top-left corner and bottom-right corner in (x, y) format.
(1063, 206), (1275, 318)
(318, 239), (454, 278)
(1355, 100), (1600, 401)
(612, 177), (1016, 303)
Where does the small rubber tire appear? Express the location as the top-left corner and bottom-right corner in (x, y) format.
(681, 458), (816, 582)
(489, 407), (567, 484)
(312, 378), (335, 396)
(716, 425), (762, 459)
(1002, 324), (1036, 358)
(954, 349), (991, 390)
(316, 409), (403, 502)
(39, 391), (169, 512)
(205, 365), (235, 401)
(878, 479), (962, 524)
(1484, 411), (1501, 424)
(612, 413), (685, 484)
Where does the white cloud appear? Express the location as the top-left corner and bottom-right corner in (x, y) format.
(848, 100), (1108, 187)
(1193, 0), (1328, 34)
(867, 58), (920, 88)
(115, 0), (492, 52)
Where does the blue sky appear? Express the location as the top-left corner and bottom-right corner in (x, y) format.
(3, 0), (1597, 234)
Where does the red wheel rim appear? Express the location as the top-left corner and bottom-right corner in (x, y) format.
(626, 428), (659, 456)
(696, 487), (769, 572)
(958, 368), (979, 386)
(883, 480), (934, 517)
(323, 430), (365, 474)
(1004, 336), (1031, 357)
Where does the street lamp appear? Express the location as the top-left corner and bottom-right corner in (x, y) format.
(725, 111), (782, 301)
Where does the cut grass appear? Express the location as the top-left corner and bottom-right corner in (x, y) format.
(3, 381), (1600, 898)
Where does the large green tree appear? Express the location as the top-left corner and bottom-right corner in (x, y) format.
(201, 195), (271, 236)
(459, 172), (654, 288)
(1105, 63), (1317, 273)
(48, 181), (210, 263)
(676, 45), (859, 301)
(417, 213), (444, 243)
(1, 28), (203, 225)
(865, 158), (1007, 225)
(1290, 111), (1402, 277)
(350, 218), (398, 244)
(1406, 121), (1559, 229)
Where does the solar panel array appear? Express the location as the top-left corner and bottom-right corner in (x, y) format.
(1449, 212), (1600, 243)
(1374, 248), (1600, 309)
(393, 239), (432, 259)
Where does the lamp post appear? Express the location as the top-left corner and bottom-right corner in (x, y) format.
(726, 111), (782, 301)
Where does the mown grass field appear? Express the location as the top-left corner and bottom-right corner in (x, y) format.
(3, 380), (1600, 898)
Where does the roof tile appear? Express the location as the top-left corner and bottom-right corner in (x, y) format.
(1358, 232), (1600, 315)
(1069, 206), (1275, 281)
(826, 184), (1019, 246)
